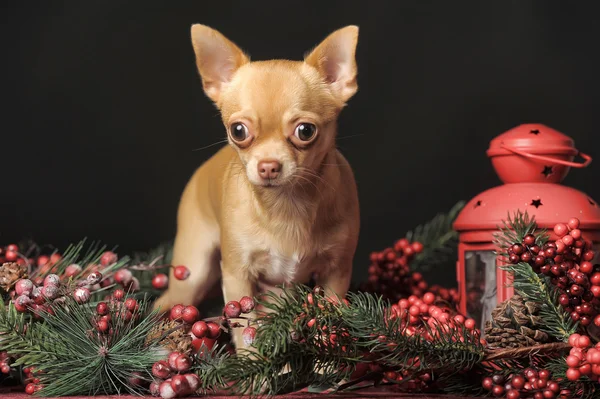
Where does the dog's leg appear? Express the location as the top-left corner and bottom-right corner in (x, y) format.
(315, 257), (353, 303)
(153, 188), (221, 312)
(221, 267), (256, 350)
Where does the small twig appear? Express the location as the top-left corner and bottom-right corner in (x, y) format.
(484, 342), (571, 361)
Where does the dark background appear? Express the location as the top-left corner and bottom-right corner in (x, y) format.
(2, 1), (599, 286)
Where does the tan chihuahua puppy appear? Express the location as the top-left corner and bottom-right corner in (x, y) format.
(154, 24), (360, 350)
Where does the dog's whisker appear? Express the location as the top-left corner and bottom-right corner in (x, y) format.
(192, 139), (229, 152)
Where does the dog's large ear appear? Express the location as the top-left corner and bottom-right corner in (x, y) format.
(304, 26), (359, 103)
(190, 24), (249, 104)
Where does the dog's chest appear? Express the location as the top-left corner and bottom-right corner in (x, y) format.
(250, 249), (311, 285)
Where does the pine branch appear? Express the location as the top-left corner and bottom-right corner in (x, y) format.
(405, 201), (465, 273)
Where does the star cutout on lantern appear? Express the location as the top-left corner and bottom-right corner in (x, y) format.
(530, 129), (540, 135)
(541, 166), (553, 177)
(474, 200), (482, 208)
(590, 198), (597, 207)
(531, 199), (543, 208)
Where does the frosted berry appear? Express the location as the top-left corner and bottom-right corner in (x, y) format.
(239, 296), (255, 313)
(114, 269), (133, 286)
(224, 301), (242, 318)
(43, 274), (60, 287)
(243, 326), (257, 346)
(15, 279), (33, 296)
(112, 289), (125, 301)
(73, 287), (91, 304)
(152, 360), (171, 379)
(175, 354), (192, 372)
(159, 381), (177, 399)
(169, 374), (190, 396)
(87, 272), (103, 285)
(184, 373), (200, 392)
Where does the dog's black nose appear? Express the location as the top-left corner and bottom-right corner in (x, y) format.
(258, 160), (282, 179)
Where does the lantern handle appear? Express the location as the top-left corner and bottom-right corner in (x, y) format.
(499, 145), (592, 168)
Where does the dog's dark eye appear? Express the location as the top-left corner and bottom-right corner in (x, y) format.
(230, 123), (249, 142)
(294, 123), (317, 142)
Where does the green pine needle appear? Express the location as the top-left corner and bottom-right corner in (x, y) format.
(405, 201), (465, 273)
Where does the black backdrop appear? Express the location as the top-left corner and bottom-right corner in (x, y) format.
(2, 1), (599, 286)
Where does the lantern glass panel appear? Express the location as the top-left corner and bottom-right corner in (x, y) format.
(465, 250), (497, 331)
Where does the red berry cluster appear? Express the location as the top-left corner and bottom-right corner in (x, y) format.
(361, 238), (460, 306)
(149, 265), (189, 291)
(150, 352), (199, 399)
(507, 218), (600, 326)
(389, 293), (479, 341)
(167, 303), (224, 355)
(482, 368), (565, 399)
(565, 333), (600, 383)
(22, 366), (43, 395)
(94, 294), (141, 337)
(223, 296), (257, 346)
(0, 351), (12, 375)
(0, 243), (63, 284)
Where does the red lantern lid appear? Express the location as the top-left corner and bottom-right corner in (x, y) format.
(486, 124), (577, 157)
(454, 124), (600, 242)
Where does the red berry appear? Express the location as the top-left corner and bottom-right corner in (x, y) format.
(151, 273), (168, 289)
(492, 385), (505, 397)
(168, 351), (182, 370)
(97, 320), (109, 333)
(169, 304), (185, 321)
(114, 269), (133, 286)
(191, 321), (208, 338)
(182, 305), (199, 324)
(570, 229), (582, 240)
(239, 296), (255, 313)
(507, 389), (520, 399)
(242, 326), (257, 346)
(124, 298), (137, 312)
(562, 235), (574, 246)
(96, 301), (108, 315)
(6, 244), (18, 252)
(5, 250), (18, 262)
(411, 241), (424, 253)
(554, 223), (568, 237)
(566, 355), (580, 368)
(175, 354), (192, 372)
(173, 265), (190, 280)
(577, 335), (591, 348)
(464, 318), (476, 330)
(523, 234), (536, 246)
(37, 255), (49, 267)
(423, 292), (435, 305)
(151, 360), (171, 379)
(25, 383), (36, 395)
(482, 377), (493, 390)
(511, 374), (525, 389)
(100, 251), (118, 266)
(170, 374), (190, 395)
(64, 264), (82, 277)
(206, 322), (221, 339)
(566, 368), (580, 381)
(112, 289), (125, 301)
(568, 218), (580, 230)
(224, 301), (242, 318)
(15, 279), (33, 296)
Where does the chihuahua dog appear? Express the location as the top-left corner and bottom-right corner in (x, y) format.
(154, 24), (360, 350)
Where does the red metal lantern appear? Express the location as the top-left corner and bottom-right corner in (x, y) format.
(453, 123), (600, 332)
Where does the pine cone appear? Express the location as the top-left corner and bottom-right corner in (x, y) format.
(0, 262), (28, 293)
(485, 294), (551, 349)
(146, 320), (193, 355)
